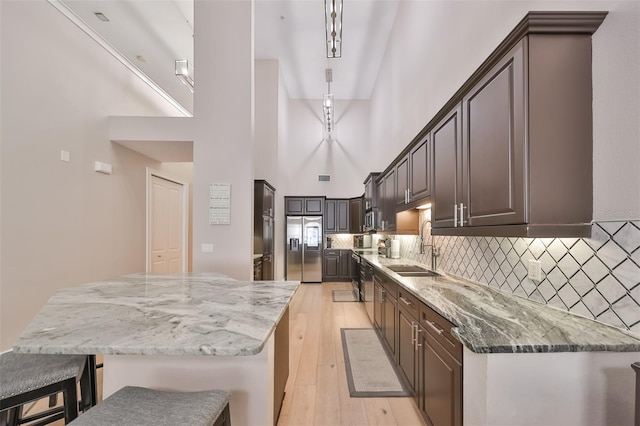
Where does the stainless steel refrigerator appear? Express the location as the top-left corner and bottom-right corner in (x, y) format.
(286, 216), (323, 282)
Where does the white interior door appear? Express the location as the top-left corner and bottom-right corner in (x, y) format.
(150, 175), (184, 273)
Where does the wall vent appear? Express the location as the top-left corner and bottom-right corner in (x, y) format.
(318, 175), (331, 182)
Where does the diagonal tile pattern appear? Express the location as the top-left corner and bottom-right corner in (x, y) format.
(393, 214), (640, 334)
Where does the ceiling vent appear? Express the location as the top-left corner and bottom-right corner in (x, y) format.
(318, 175), (331, 182)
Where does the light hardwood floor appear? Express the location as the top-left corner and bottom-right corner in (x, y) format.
(24, 282), (424, 426)
(277, 282), (425, 426)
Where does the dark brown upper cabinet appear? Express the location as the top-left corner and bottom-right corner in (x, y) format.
(255, 180), (275, 218)
(428, 11), (606, 237)
(325, 199), (349, 234)
(349, 196), (364, 234)
(432, 104), (463, 230)
(285, 197), (325, 215)
(363, 173), (381, 212)
(396, 135), (431, 211)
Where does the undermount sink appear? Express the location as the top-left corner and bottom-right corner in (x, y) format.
(386, 264), (440, 277)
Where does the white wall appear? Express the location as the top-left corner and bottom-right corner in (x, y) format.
(0, 1), (182, 349)
(275, 64), (290, 280)
(255, 60), (279, 185)
(191, 1), (254, 279)
(282, 99), (372, 198)
(370, 0), (640, 221)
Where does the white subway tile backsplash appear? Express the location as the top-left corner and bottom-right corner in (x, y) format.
(394, 214), (640, 333)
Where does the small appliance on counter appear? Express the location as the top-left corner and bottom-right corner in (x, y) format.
(377, 239), (387, 256)
(353, 234), (372, 248)
(390, 239), (400, 259)
(326, 236), (332, 248)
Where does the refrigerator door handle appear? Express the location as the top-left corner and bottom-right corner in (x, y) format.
(290, 238), (300, 251)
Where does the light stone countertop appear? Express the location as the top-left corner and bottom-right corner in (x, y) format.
(360, 253), (640, 354)
(13, 273), (300, 356)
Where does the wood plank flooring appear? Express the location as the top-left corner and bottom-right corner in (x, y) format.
(23, 282), (424, 426)
(277, 282), (425, 426)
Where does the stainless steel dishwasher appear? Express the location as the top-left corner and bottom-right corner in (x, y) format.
(361, 261), (374, 324)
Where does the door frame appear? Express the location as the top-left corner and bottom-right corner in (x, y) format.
(145, 167), (189, 273)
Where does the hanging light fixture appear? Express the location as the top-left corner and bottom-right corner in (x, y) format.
(323, 69), (336, 141)
(175, 59), (194, 93)
(325, 0), (343, 58)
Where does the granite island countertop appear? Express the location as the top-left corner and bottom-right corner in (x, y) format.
(13, 273), (300, 357)
(360, 253), (640, 354)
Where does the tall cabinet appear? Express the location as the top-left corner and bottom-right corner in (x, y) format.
(254, 180), (275, 280)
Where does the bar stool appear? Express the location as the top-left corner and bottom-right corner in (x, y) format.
(68, 386), (231, 426)
(0, 351), (94, 425)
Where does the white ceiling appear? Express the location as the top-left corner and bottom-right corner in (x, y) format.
(255, 0), (399, 100)
(58, 0), (399, 106)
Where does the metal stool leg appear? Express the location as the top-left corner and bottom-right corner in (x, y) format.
(78, 356), (96, 412)
(62, 377), (79, 424)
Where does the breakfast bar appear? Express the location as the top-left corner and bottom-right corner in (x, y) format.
(13, 273), (300, 426)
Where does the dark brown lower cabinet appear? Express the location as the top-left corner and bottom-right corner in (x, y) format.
(253, 257), (263, 281)
(418, 304), (463, 426)
(373, 276), (397, 357)
(398, 287), (421, 393)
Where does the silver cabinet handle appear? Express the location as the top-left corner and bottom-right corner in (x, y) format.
(415, 325), (422, 350)
(408, 188), (411, 203)
(459, 203), (464, 227)
(400, 296), (412, 306)
(425, 320), (444, 335)
(453, 204), (458, 227)
(411, 320), (416, 345)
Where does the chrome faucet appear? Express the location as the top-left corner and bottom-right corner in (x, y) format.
(419, 218), (439, 270)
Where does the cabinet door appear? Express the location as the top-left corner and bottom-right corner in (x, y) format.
(262, 254), (273, 281)
(337, 200), (350, 233)
(375, 179), (384, 228)
(263, 216), (273, 254)
(398, 309), (417, 391)
(364, 178), (374, 211)
(339, 250), (351, 278)
(304, 198), (324, 214)
(349, 197), (363, 234)
(325, 199), (337, 233)
(383, 170), (396, 231)
(264, 185), (275, 217)
(253, 258), (263, 281)
(373, 280), (384, 331)
(396, 156), (409, 207)
(323, 252), (340, 280)
(383, 294), (397, 356)
(285, 197), (304, 215)
(421, 331), (462, 426)
(432, 104), (462, 229)
(463, 40), (526, 227)
(410, 135), (430, 202)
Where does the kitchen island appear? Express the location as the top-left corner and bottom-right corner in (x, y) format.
(13, 273), (299, 426)
(361, 253), (640, 426)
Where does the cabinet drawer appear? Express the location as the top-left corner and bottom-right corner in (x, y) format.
(397, 287), (420, 320)
(324, 250), (340, 256)
(420, 304), (462, 362)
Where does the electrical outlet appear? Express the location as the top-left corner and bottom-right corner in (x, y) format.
(528, 259), (542, 281)
(201, 243), (214, 253)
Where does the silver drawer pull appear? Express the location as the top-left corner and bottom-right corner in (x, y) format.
(399, 296), (412, 306)
(425, 320), (444, 335)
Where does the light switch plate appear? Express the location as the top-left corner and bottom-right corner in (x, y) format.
(528, 259), (542, 281)
(201, 243), (214, 253)
(60, 150), (70, 162)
